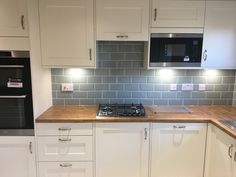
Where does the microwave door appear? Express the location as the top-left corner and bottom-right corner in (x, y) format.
(150, 38), (188, 63)
(150, 34), (203, 67)
(164, 43), (187, 62)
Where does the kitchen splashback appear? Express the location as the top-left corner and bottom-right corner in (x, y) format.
(51, 41), (236, 105)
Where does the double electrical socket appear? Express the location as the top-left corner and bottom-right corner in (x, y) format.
(170, 84), (206, 91)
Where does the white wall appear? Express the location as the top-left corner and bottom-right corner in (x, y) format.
(233, 73), (236, 106)
(27, 0), (52, 118)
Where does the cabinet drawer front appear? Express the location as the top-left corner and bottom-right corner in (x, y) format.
(38, 162), (93, 177)
(38, 136), (93, 161)
(36, 123), (93, 136)
(152, 123), (207, 131)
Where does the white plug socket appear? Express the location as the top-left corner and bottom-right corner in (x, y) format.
(170, 84), (177, 91)
(198, 84), (206, 91)
(61, 83), (74, 92)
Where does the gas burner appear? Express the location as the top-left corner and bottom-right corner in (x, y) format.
(102, 106), (112, 112)
(97, 104), (145, 117)
(100, 106), (113, 116)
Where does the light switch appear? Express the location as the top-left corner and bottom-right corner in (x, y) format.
(170, 84), (177, 91)
(61, 83), (74, 92)
(182, 83), (193, 91)
(198, 84), (206, 91)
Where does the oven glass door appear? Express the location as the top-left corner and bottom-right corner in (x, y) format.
(0, 58), (31, 94)
(0, 67), (23, 88)
(0, 95), (33, 129)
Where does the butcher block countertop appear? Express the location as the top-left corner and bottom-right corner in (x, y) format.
(36, 105), (236, 138)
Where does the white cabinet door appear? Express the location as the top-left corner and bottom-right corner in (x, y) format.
(151, 123), (207, 177)
(204, 124), (234, 177)
(151, 0), (205, 28)
(96, 123), (149, 177)
(0, 0), (28, 36)
(37, 136), (93, 161)
(39, 162), (93, 177)
(39, 0), (95, 67)
(0, 136), (36, 177)
(96, 0), (149, 41)
(201, 1), (236, 69)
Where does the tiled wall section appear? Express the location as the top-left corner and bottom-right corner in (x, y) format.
(52, 42), (236, 105)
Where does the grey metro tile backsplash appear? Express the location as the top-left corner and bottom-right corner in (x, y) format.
(52, 41), (236, 105)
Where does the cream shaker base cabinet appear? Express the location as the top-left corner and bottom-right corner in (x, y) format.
(0, 0), (28, 37)
(151, 123), (207, 177)
(201, 1), (236, 69)
(96, 0), (149, 41)
(36, 123), (94, 177)
(204, 124), (235, 177)
(39, 0), (95, 67)
(96, 123), (149, 177)
(0, 136), (36, 177)
(38, 162), (93, 177)
(151, 0), (205, 28)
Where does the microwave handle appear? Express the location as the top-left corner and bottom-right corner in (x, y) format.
(203, 49), (208, 61)
(0, 95), (27, 99)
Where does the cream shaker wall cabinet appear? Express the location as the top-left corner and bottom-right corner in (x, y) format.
(0, 0), (28, 37)
(39, 0), (95, 67)
(201, 1), (236, 69)
(96, 0), (149, 41)
(151, 0), (205, 28)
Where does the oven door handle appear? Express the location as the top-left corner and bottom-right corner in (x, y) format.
(0, 95), (27, 98)
(0, 65), (24, 68)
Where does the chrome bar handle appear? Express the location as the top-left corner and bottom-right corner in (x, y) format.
(203, 49), (208, 61)
(173, 125), (186, 129)
(21, 15), (25, 30)
(228, 144), (233, 158)
(29, 142), (32, 154)
(58, 138), (71, 142)
(154, 8), (157, 21)
(234, 152), (236, 162)
(60, 163), (72, 168)
(116, 35), (128, 39)
(58, 127), (71, 131)
(89, 48), (92, 61)
(0, 95), (27, 99)
(144, 128), (148, 140)
(0, 65), (24, 68)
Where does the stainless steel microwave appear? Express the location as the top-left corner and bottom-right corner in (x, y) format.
(149, 33), (203, 67)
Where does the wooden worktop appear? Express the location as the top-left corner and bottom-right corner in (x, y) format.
(36, 105), (236, 138)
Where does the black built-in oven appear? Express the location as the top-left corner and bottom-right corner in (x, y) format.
(150, 33), (203, 67)
(0, 51), (34, 136)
